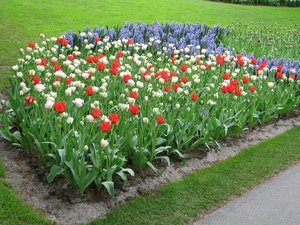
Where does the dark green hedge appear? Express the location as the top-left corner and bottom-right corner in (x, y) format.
(209, 0), (300, 6)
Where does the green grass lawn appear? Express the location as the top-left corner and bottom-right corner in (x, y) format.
(0, 0), (300, 224)
(90, 126), (300, 225)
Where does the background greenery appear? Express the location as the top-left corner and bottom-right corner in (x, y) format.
(1, 0), (300, 90)
(0, 0), (300, 224)
(210, 0), (300, 7)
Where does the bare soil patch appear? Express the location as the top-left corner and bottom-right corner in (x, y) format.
(0, 107), (300, 225)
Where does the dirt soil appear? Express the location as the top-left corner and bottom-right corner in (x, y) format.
(1, 107), (300, 225)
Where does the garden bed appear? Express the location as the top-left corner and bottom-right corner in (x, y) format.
(1, 21), (300, 224)
(1, 107), (300, 224)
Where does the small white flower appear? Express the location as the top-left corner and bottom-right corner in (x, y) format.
(263, 67), (268, 72)
(86, 115), (94, 122)
(51, 37), (57, 42)
(67, 117), (74, 124)
(100, 139), (109, 148)
(54, 70), (67, 79)
(73, 98), (84, 108)
(82, 72), (90, 79)
(152, 108), (160, 115)
(100, 92), (108, 98)
(46, 96), (55, 102)
(152, 91), (163, 98)
(144, 75), (151, 81)
(92, 101), (100, 108)
(60, 112), (68, 118)
(136, 81), (144, 88)
(143, 117), (149, 124)
(59, 54), (66, 60)
(35, 58), (42, 64)
(72, 131), (79, 139)
(158, 78), (165, 84)
(92, 86), (99, 92)
(20, 82), (26, 88)
(119, 103), (129, 111)
(207, 100), (217, 105)
(268, 82), (275, 88)
(194, 78), (201, 84)
(175, 103), (180, 109)
(50, 91), (57, 98)
(22, 87), (30, 93)
(36, 65), (45, 72)
(34, 84), (45, 92)
(176, 88), (183, 94)
(171, 76), (178, 83)
(127, 79), (135, 86)
(44, 101), (54, 109)
(65, 88), (72, 96)
(68, 64), (75, 71)
(28, 69), (35, 75)
(53, 81), (61, 87)
(12, 65), (19, 71)
(128, 97), (136, 104)
(101, 115), (109, 121)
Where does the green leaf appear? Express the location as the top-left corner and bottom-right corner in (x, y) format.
(0, 129), (12, 141)
(12, 131), (22, 142)
(170, 149), (186, 164)
(146, 161), (161, 176)
(133, 149), (147, 171)
(188, 136), (209, 151)
(156, 137), (167, 145)
(65, 160), (80, 185)
(116, 170), (127, 181)
(47, 165), (65, 183)
(156, 156), (170, 166)
(58, 149), (65, 167)
(182, 135), (194, 145)
(80, 169), (97, 195)
(116, 168), (135, 181)
(161, 123), (172, 136)
(122, 168), (135, 177)
(102, 181), (115, 196)
(154, 146), (171, 155)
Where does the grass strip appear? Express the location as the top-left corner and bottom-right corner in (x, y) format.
(0, 156), (51, 225)
(0, 179), (51, 225)
(0, 157), (5, 177)
(89, 125), (300, 225)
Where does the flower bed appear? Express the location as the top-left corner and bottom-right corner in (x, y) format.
(1, 22), (300, 196)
